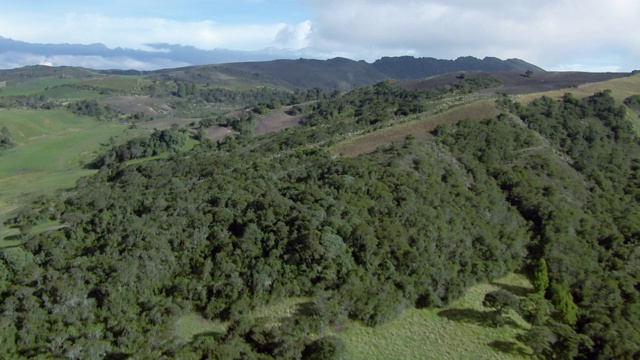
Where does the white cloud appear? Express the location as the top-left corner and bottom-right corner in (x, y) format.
(302, 0), (640, 71)
(1, 0), (638, 71)
(0, 52), (190, 71)
(554, 64), (623, 73)
(0, 13), (298, 51)
(275, 21), (312, 49)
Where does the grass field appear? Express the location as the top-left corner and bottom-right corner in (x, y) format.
(0, 75), (147, 99)
(331, 74), (640, 158)
(81, 76), (149, 91)
(174, 297), (310, 343)
(0, 109), (143, 236)
(337, 273), (532, 360)
(0, 77), (80, 97)
(514, 74), (640, 134)
(515, 73), (640, 104)
(173, 274), (532, 359)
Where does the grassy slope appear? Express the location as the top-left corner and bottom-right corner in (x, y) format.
(0, 109), (141, 239)
(515, 74), (640, 135)
(0, 75), (147, 100)
(338, 273), (532, 360)
(331, 74), (640, 158)
(0, 77), (80, 96)
(173, 274), (532, 359)
(331, 98), (499, 157)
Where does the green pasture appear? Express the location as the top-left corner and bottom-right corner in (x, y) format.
(338, 273), (533, 360)
(0, 108), (94, 143)
(0, 109), (143, 234)
(81, 76), (149, 91)
(0, 77), (80, 96)
(0, 75), (149, 99)
(173, 274), (533, 359)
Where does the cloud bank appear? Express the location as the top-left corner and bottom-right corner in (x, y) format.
(0, 0), (637, 71)
(303, 0), (639, 71)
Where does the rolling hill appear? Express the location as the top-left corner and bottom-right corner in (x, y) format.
(149, 55), (544, 90)
(1, 52), (639, 359)
(1, 55), (548, 91)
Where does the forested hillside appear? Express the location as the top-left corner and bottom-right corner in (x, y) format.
(1, 76), (639, 359)
(372, 56), (542, 80)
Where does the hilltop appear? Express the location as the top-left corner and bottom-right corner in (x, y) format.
(150, 55), (542, 90)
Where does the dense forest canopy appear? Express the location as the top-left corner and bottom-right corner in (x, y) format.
(1, 76), (639, 358)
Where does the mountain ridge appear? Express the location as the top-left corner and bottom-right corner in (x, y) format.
(148, 55), (542, 90)
(1, 53), (623, 93)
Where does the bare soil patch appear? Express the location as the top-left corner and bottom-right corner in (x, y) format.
(255, 105), (303, 135)
(100, 96), (181, 119)
(205, 126), (235, 141)
(332, 100), (498, 157)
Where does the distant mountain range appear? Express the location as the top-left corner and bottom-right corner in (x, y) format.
(0, 35), (549, 90)
(0, 36), (299, 70)
(149, 56), (543, 90)
(0, 51), (544, 91)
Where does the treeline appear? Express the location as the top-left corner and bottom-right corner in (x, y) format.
(66, 99), (123, 121)
(0, 126), (16, 152)
(147, 80), (330, 107)
(0, 123), (529, 357)
(1, 85), (638, 359)
(89, 125), (188, 168)
(438, 90), (640, 358)
(303, 76), (500, 126)
(0, 94), (60, 110)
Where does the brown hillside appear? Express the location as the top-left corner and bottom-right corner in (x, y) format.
(331, 100), (499, 157)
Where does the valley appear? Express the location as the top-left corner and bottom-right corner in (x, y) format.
(0, 57), (639, 359)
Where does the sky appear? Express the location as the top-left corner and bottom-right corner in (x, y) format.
(0, 0), (638, 71)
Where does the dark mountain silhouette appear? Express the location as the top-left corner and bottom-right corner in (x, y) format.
(148, 56), (543, 90)
(0, 35), (549, 89)
(372, 56), (544, 80)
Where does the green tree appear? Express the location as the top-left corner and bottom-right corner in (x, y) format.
(0, 126), (15, 150)
(483, 289), (519, 315)
(177, 82), (187, 98)
(302, 336), (348, 360)
(532, 258), (549, 294)
(518, 293), (551, 326)
(550, 282), (578, 326)
(520, 325), (556, 358)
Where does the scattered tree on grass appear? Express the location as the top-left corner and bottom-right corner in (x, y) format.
(483, 289), (520, 315)
(0, 126), (15, 151)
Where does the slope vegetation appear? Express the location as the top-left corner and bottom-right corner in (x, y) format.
(1, 61), (639, 359)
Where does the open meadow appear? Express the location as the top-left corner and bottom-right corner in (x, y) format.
(173, 273), (533, 359)
(0, 108), (143, 242)
(338, 273), (532, 360)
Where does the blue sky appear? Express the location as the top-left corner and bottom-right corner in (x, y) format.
(0, 0), (638, 71)
(2, 0), (311, 23)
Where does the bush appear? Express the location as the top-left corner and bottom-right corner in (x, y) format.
(302, 336), (348, 360)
